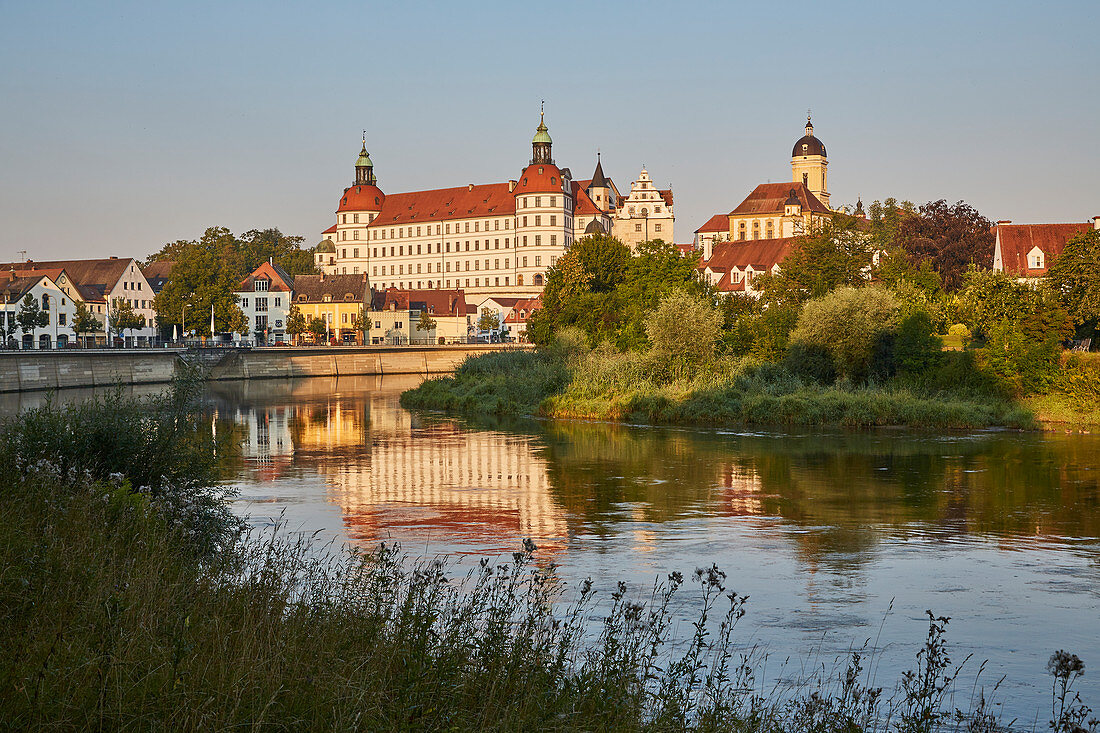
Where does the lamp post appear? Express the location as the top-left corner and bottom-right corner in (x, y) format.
(182, 302), (191, 346)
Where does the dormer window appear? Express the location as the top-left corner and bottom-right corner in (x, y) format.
(322, 295), (332, 302)
(344, 293), (354, 301)
(1027, 246), (1045, 270)
(297, 294), (307, 302)
(254, 279), (269, 292)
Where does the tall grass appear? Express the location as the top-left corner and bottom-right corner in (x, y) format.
(0, 389), (1094, 730)
(403, 341), (1037, 430)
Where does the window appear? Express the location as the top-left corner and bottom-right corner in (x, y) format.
(353, 230), (359, 240)
(242, 298), (249, 308)
(535, 215), (541, 226)
(274, 297), (281, 307)
(535, 235), (541, 246)
(254, 279), (269, 292)
(353, 213), (359, 223)
(535, 197), (541, 207)
(522, 256), (528, 267)
(549, 235), (557, 246)
(550, 215), (556, 226)
(535, 256), (541, 266)
(256, 297), (269, 312)
(635, 224), (642, 232)
(353, 248), (359, 258)
(654, 224), (662, 232)
(342, 214), (347, 223)
(522, 216), (528, 227)
(549, 196), (556, 207)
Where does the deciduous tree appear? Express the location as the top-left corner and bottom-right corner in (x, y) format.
(1046, 229), (1100, 336)
(286, 306), (307, 345)
(896, 200), (994, 290)
(71, 302), (102, 347)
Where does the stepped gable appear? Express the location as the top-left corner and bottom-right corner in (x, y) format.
(367, 183), (516, 227)
(292, 273), (368, 303)
(729, 182), (830, 216)
(695, 214), (729, 234)
(995, 222), (1092, 276)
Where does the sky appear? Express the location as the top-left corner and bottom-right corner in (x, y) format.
(1, 0), (1098, 262)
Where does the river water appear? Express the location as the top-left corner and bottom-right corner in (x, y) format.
(5, 375), (1099, 723)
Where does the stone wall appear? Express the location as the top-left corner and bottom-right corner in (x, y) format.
(0, 345), (520, 393)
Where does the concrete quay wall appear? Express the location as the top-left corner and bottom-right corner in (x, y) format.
(0, 350), (182, 393)
(0, 345), (518, 393)
(206, 345), (505, 381)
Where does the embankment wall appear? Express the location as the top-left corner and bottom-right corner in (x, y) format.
(0, 345), (514, 393)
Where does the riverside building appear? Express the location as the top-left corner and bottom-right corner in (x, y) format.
(316, 112), (666, 299)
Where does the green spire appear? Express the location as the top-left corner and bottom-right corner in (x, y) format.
(356, 134), (373, 168)
(532, 105), (551, 144)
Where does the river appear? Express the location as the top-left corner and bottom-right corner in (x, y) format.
(5, 375), (1099, 724)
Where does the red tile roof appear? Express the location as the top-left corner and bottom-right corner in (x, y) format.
(504, 296), (541, 323)
(337, 184), (385, 213)
(658, 189), (673, 207)
(729, 182), (830, 216)
(367, 183), (516, 227)
(515, 163), (565, 195)
(571, 180), (604, 216)
(695, 214), (729, 234)
(704, 237), (798, 273)
(237, 261), (295, 293)
(371, 288), (468, 317)
(322, 224), (337, 234)
(994, 222), (1092, 276)
(0, 258), (139, 300)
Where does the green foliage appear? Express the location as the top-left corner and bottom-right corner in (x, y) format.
(790, 287), (901, 380)
(1054, 353), (1100, 409)
(109, 297), (145, 338)
(307, 317), (327, 341)
(531, 236), (706, 350)
(16, 293), (49, 334)
(893, 310), (944, 377)
(782, 341), (836, 384)
(150, 227), (315, 335)
(71, 301), (101, 343)
(757, 216), (875, 303)
(477, 308), (500, 332)
(644, 290), (722, 378)
(285, 305), (307, 343)
(1046, 228), (1100, 334)
(415, 309), (437, 333)
(867, 197), (916, 250)
(895, 199), (994, 291)
(947, 323), (971, 338)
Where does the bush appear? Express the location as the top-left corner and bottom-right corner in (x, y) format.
(790, 287), (901, 380)
(783, 341), (836, 384)
(644, 290), (722, 378)
(948, 323), (971, 339)
(894, 310), (944, 377)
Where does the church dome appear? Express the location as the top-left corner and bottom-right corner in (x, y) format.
(792, 134), (826, 158)
(337, 184), (385, 212)
(516, 162), (563, 194)
(316, 239), (336, 253)
(584, 219), (605, 234)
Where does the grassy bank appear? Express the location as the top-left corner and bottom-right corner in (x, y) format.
(3, 389), (1095, 731)
(403, 345), (1038, 430)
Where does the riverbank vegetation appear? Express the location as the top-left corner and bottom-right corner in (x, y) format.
(1, 389), (1097, 730)
(405, 211), (1100, 430)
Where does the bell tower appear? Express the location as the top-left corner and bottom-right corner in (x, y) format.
(530, 104), (553, 165)
(790, 114), (829, 208)
(355, 133), (376, 186)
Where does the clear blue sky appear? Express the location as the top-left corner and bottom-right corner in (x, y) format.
(2, 0), (1097, 261)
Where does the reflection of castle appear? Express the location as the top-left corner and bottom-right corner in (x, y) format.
(326, 424), (567, 549)
(715, 462), (765, 517)
(229, 378), (568, 552)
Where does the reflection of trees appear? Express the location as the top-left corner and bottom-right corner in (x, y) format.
(535, 422), (1100, 563)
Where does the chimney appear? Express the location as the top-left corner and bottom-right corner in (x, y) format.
(996, 220), (1012, 225)
(269, 256), (273, 265)
(508, 180), (517, 193)
(1093, 216), (1100, 230)
(468, 183), (474, 191)
(109, 256), (118, 259)
(319, 272), (324, 282)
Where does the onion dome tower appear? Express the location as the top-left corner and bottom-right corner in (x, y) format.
(790, 114), (829, 208)
(355, 134), (376, 186)
(531, 105), (553, 165)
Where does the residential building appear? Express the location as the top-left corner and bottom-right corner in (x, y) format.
(236, 260), (295, 344)
(368, 288), (469, 345)
(142, 260), (175, 296)
(1, 271), (78, 348)
(0, 257), (157, 345)
(694, 214), (731, 260)
(992, 218), (1100, 283)
(700, 238), (797, 295)
(503, 296), (542, 342)
(291, 273), (369, 344)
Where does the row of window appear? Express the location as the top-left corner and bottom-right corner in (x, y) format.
(334, 232), (571, 262)
(737, 219), (777, 240)
(240, 297), (283, 311)
(632, 223), (664, 233)
(626, 205), (663, 215)
(368, 255), (554, 277)
(370, 274), (545, 291)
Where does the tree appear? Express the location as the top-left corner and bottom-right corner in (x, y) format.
(307, 317), (327, 343)
(110, 298), (145, 344)
(757, 215), (875, 304)
(16, 294), (49, 339)
(415, 309), (436, 336)
(789, 287), (901, 380)
(286, 305), (307, 346)
(895, 200), (994, 290)
(351, 307), (371, 344)
(644, 290), (722, 378)
(71, 302), (102, 348)
(1046, 229), (1100, 336)
(477, 308), (500, 333)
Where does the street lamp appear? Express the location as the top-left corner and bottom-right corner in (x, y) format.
(182, 302), (192, 345)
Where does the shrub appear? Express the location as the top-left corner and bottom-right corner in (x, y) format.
(783, 341), (836, 384)
(948, 323), (971, 339)
(894, 310), (945, 377)
(790, 287), (901, 380)
(644, 290), (722, 378)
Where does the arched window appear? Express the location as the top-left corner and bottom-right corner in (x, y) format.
(534, 274), (544, 286)
(738, 222), (747, 241)
(41, 294), (49, 310)
(517, 274), (524, 285)
(752, 221), (761, 240)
